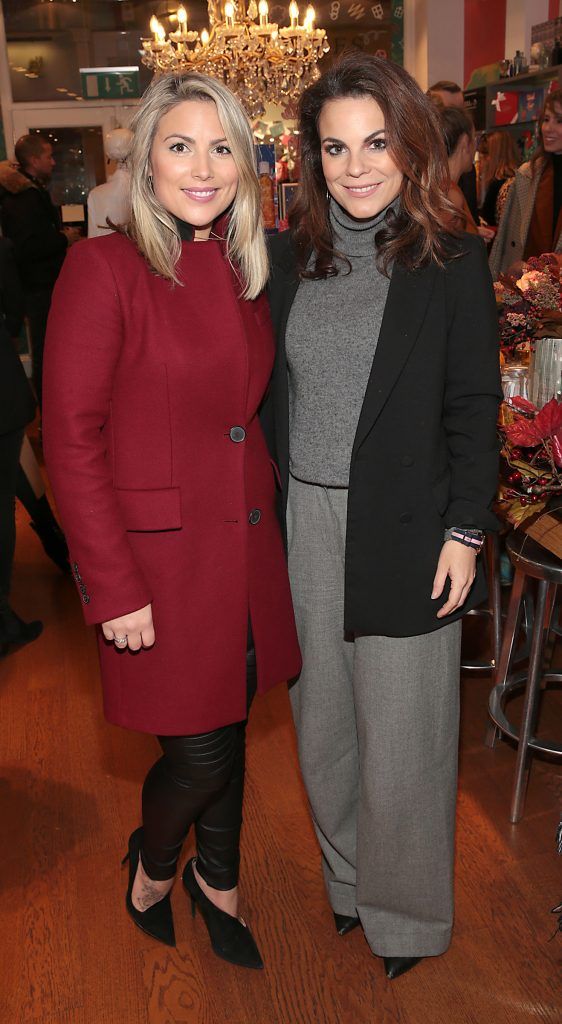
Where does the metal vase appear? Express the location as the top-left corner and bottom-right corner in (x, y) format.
(528, 337), (562, 408)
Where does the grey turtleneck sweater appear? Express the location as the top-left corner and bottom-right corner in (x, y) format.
(286, 200), (393, 487)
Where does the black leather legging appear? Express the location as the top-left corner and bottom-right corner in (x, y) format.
(140, 643), (257, 891)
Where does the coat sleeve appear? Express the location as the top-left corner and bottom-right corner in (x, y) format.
(42, 240), (152, 625)
(443, 235), (503, 532)
(488, 170), (520, 280)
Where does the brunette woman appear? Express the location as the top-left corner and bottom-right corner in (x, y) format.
(266, 53), (501, 980)
(490, 89), (562, 277)
(480, 130), (518, 228)
(43, 72), (301, 967)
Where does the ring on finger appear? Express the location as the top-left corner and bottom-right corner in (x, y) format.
(114, 636), (128, 646)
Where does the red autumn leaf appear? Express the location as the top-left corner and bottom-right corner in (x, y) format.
(510, 396), (537, 414)
(533, 397), (562, 440)
(553, 431), (562, 467)
(505, 419), (542, 446)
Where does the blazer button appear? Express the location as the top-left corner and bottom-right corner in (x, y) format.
(399, 512), (412, 524)
(229, 426), (246, 443)
(400, 455), (414, 467)
(82, 594), (90, 604)
(249, 509), (261, 525)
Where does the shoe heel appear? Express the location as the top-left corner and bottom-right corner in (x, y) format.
(121, 852), (130, 868)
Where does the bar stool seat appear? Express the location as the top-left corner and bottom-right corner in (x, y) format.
(487, 530), (562, 822)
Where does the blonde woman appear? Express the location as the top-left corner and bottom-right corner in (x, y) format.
(42, 72), (301, 967)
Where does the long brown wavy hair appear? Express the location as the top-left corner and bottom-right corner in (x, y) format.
(531, 89), (562, 176)
(289, 52), (458, 278)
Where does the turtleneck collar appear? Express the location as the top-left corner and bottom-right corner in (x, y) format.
(173, 215), (195, 242)
(329, 196), (400, 257)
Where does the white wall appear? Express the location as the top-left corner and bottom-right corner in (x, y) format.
(404, 0), (464, 92)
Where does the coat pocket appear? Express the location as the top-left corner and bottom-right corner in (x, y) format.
(115, 486), (182, 532)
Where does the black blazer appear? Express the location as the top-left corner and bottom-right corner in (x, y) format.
(264, 230), (502, 637)
(0, 238), (35, 437)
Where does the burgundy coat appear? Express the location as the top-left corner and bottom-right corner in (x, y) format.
(43, 231), (301, 735)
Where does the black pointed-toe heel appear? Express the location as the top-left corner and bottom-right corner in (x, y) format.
(333, 912), (360, 936)
(182, 857), (263, 969)
(384, 956), (422, 980)
(122, 828), (176, 947)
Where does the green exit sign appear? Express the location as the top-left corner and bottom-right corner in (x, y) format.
(80, 66), (140, 100)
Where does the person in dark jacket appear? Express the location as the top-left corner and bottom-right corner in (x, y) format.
(0, 135), (70, 407)
(265, 54), (501, 981)
(0, 237), (42, 652)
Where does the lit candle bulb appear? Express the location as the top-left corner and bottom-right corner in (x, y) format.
(225, 2), (235, 27)
(259, 0), (268, 26)
(150, 14), (160, 42)
(201, 27), (210, 45)
(304, 4), (315, 26)
(289, 1), (299, 27)
(156, 21), (166, 42)
(177, 5), (188, 36)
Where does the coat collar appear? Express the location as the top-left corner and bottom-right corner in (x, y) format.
(352, 258), (437, 453)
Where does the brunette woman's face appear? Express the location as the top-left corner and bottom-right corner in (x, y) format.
(542, 103), (562, 155)
(150, 99), (239, 239)
(318, 95), (403, 219)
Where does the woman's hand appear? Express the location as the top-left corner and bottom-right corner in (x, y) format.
(431, 541), (477, 619)
(102, 603), (155, 651)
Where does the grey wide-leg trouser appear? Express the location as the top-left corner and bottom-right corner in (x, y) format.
(287, 475), (462, 958)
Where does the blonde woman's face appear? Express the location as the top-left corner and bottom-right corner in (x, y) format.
(150, 99), (239, 238)
(319, 96), (403, 220)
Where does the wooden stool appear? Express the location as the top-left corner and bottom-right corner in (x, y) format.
(487, 530), (562, 823)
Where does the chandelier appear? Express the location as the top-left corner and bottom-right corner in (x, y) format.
(140, 2), (329, 119)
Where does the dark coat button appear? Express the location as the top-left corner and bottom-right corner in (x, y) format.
(82, 594), (90, 604)
(399, 512), (412, 524)
(229, 426), (246, 442)
(400, 455), (414, 467)
(249, 509), (261, 525)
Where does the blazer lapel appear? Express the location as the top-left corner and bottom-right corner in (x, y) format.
(352, 258), (438, 454)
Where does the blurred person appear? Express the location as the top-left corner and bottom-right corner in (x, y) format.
(480, 130), (519, 227)
(0, 236), (43, 653)
(16, 435), (69, 574)
(43, 72), (301, 965)
(490, 90), (562, 277)
(428, 79), (479, 222)
(0, 134), (76, 408)
(439, 106), (495, 243)
(87, 128), (133, 237)
(266, 52), (500, 981)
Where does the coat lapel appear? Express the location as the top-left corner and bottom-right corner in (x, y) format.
(352, 258), (438, 454)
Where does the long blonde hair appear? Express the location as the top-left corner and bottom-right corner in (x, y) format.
(128, 72), (268, 299)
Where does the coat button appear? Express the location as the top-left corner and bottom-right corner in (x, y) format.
(399, 512), (412, 524)
(400, 455), (414, 467)
(249, 509), (261, 525)
(229, 426), (246, 442)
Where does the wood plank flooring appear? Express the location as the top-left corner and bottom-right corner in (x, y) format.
(1, 491), (561, 1024)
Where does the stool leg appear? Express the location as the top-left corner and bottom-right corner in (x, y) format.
(487, 533), (502, 674)
(542, 585), (557, 684)
(509, 579), (552, 823)
(485, 566), (525, 749)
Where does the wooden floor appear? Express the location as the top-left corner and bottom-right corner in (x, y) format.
(1, 487), (561, 1024)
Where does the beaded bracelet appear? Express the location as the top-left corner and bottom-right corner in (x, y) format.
(443, 527), (485, 551)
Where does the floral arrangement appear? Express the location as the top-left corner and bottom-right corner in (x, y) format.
(494, 253), (562, 361)
(498, 395), (562, 525)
